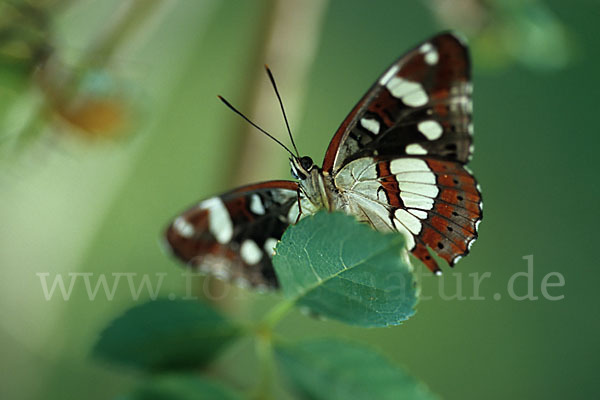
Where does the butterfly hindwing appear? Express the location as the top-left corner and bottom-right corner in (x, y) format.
(165, 181), (300, 288)
(323, 32), (473, 174)
(335, 156), (481, 274)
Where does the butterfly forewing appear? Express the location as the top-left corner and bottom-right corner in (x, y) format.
(323, 33), (473, 174)
(165, 181), (300, 288)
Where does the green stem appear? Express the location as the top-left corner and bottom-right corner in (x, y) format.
(251, 332), (275, 400)
(259, 298), (296, 330)
(244, 299), (295, 399)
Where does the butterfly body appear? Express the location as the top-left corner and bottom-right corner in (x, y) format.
(165, 33), (482, 289)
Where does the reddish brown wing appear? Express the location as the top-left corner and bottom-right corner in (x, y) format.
(164, 181), (299, 289)
(325, 33), (482, 273)
(323, 32), (472, 173)
(378, 158), (481, 273)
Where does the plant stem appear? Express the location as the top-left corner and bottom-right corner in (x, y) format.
(260, 298), (296, 330)
(251, 331), (275, 400)
(246, 298), (296, 399)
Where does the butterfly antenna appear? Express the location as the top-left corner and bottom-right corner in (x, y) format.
(217, 95), (296, 157)
(264, 65), (300, 157)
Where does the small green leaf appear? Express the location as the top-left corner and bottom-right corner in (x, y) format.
(274, 339), (438, 400)
(119, 375), (242, 400)
(273, 211), (417, 326)
(94, 299), (239, 372)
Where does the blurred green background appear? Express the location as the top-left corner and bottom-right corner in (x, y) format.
(0, 0), (598, 399)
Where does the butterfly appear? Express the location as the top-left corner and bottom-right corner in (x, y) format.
(164, 32), (482, 289)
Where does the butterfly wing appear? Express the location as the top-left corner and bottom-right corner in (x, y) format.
(325, 32), (482, 273)
(335, 157), (481, 274)
(164, 181), (301, 289)
(323, 32), (472, 173)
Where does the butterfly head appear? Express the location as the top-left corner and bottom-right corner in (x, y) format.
(290, 156), (315, 180)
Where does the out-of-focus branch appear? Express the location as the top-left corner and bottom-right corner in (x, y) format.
(80, 0), (165, 68)
(232, 0), (329, 185)
(208, 0), (328, 314)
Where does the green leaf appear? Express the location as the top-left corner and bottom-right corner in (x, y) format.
(273, 211), (417, 327)
(119, 375), (242, 400)
(94, 299), (240, 372)
(274, 339), (438, 400)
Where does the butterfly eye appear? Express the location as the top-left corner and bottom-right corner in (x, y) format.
(300, 156), (313, 170)
(290, 157), (309, 180)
